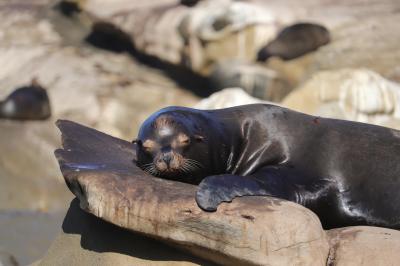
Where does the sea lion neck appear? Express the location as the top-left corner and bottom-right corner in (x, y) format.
(214, 104), (289, 176)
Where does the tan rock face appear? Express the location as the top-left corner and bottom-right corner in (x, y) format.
(309, 14), (400, 83)
(256, 0), (400, 89)
(0, 121), (72, 211)
(327, 226), (400, 266)
(73, 0), (279, 75)
(0, 250), (18, 266)
(282, 69), (400, 129)
(208, 61), (291, 101)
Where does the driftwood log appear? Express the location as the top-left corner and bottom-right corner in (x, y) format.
(54, 120), (329, 265)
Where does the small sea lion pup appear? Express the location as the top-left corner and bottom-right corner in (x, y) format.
(134, 104), (400, 229)
(257, 22), (330, 61)
(0, 79), (51, 120)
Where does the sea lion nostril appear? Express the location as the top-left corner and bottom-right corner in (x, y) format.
(163, 154), (172, 164)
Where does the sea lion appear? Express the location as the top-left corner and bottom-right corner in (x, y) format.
(257, 23), (330, 61)
(0, 80), (51, 120)
(135, 104), (400, 229)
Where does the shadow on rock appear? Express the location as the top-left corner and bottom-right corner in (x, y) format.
(62, 198), (216, 265)
(85, 22), (214, 98)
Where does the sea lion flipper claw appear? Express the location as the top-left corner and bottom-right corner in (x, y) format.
(195, 174), (267, 212)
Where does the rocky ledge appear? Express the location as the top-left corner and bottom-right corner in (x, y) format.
(46, 119), (400, 266)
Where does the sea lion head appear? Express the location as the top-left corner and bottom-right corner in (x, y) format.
(134, 108), (209, 184)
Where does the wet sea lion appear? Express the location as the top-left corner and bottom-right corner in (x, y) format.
(0, 81), (51, 120)
(135, 104), (400, 229)
(257, 23), (330, 61)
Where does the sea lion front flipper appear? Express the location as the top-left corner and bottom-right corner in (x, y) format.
(195, 174), (268, 211)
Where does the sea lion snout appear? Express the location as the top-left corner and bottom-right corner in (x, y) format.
(155, 151), (183, 173)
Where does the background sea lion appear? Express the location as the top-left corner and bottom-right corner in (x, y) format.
(257, 22), (330, 61)
(135, 104), (400, 229)
(0, 80), (51, 120)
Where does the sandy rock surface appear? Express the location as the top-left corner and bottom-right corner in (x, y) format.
(327, 226), (400, 266)
(0, 210), (65, 265)
(282, 69), (400, 129)
(260, 0), (400, 87)
(0, 250), (18, 266)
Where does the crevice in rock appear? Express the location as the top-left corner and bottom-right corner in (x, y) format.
(53, 1), (81, 17)
(85, 22), (215, 98)
(271, 237), (321, 252)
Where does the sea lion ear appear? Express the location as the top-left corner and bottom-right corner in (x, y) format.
(132, 139), (142, 146)
(194, 135), (205, 142)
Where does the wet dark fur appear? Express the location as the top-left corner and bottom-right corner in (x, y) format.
(136, 104), (400, 229)
(0, 83), (51, 120)
(257, 23), (330, 61)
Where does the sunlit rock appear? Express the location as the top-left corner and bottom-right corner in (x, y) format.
(208, 61), (291, 101)
(194, 88), (267, 109)
(327, 226), (400, 266)
(282, 69), (400, 129)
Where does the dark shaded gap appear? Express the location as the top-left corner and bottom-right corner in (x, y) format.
(53, 0), (81, 17)
(85, 22), (214, 98)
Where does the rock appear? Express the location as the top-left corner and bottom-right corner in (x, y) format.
(73, 0), (279, 75)
(327, 226), (400, 266)
(179, 1), (277, 74)
(260, 3), (400, 87)
(194, 88), (267, 109)
(0, 120), (72, 211)
(282, 69), (400, 129)
(0, 0), (62, 48)
(0, 210), (65, 265)
(208, 61), (291, 101)
(39, 199), (214, 266)
(0, 44), (198, 139)
(308, 13), (400, 83)
(0, 250), (18, 266)
(0, 2), (197, 265)
(54, 120), (329, 265)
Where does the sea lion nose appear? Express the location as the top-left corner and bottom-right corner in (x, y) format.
(163, 153), (172, 165)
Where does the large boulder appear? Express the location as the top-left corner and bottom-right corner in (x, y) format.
(282, 69), (400, 129)
(327, 226), (400, 266)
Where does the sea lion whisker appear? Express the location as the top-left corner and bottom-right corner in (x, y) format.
(184, 159), (203, 169)
(182, 162), (197, 172)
